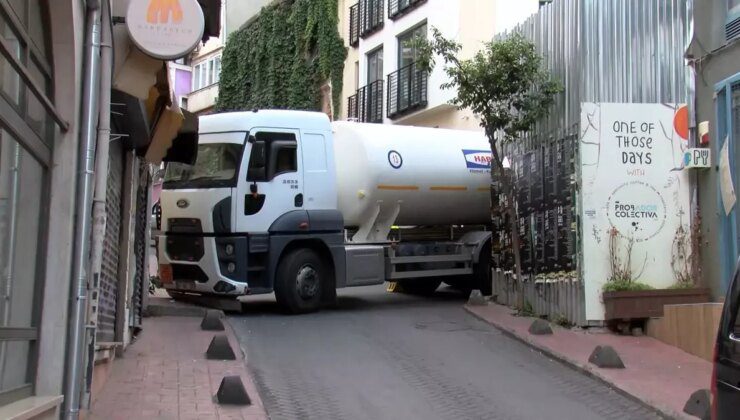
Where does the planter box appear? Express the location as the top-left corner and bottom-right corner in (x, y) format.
(603, 288), (711, 320)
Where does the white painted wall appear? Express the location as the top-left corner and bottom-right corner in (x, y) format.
(347, 0), (535, 129)
(356, 0), (463, 123)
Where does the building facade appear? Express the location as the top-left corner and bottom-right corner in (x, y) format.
(691, 0), (740, 298)
(339, 0), (538, 130)
(0, 1), (216, 418)
(170, 0), (273, 115)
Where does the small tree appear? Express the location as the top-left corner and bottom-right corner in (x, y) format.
(416, 29), (562, 287)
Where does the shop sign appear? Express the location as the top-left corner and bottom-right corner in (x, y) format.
(126, 0), (205, 60)
(683, 148), (711, 169)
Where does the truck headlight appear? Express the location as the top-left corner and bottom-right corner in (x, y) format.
(227, 262), (236, 273)
(225, 244), (234, 256)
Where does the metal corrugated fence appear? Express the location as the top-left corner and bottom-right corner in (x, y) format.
(499, 0), (689, 143)
(493, 0), (689, 325)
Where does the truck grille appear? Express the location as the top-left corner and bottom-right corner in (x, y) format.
(165, 218), (205, 261)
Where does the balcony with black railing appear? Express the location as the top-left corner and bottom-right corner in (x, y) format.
(349, 3), (360, 46)
(347, 80), (384, 123)
(388, 0), (427, 20)
(387, 62), (428, 119)
(359, 0), (384, 38)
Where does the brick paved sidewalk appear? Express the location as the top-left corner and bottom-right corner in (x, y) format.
(89, 315), (268, 420)
(466, 302), (712, 420)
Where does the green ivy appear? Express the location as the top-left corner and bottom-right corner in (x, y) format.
(217, 0), (347, 116)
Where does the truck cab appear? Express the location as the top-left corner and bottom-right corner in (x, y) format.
(159, 111), (346, 312)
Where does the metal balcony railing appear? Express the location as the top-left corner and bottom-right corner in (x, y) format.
(349, 3), (360, 47)
(388, 0), (427, 20)
(347, 80), (384, 123)
(359, 0), (384, 38)
(387, 62), (427, 119)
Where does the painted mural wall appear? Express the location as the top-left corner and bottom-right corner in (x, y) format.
(580, 102), (691, 321)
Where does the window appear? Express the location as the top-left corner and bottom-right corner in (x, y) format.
(214, 56), (221, 84)
(388, 22), (428, 118)
(247, 132), (298, 182)
(0, 1), (56, 406)
(180, 96), (188, 109)
(0, 130), (45, 406)
(728, 0), (740, 40)
(716, 75), (740, 293)
(367, 48), (383, 84)
(731, 0), (740, 14)
(354, 61), (359, 91)
(192, 55), (222, 91)
(398, 23), (427, 69)
(358, 0), (383, 37)
(164, 142), (243, 189)
(388, 0), (427, 20)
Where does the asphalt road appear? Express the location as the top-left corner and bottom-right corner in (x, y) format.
(229, 285), (661, 420)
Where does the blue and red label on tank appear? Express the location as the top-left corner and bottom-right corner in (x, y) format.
(462, 150), (492, 172)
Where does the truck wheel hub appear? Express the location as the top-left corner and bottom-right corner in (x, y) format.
(296, 265), (319, 299)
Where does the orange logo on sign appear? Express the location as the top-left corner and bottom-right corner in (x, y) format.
(147, 0), (183, 24)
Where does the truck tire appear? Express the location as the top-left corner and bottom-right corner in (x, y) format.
(473, 243), (492, 296)
(397, 279), (442, 295)
(274, 248), (326, 314)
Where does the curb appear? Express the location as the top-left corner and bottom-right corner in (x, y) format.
(463, 304), (692, 420)
(222, 318), (268, 416)
(144, 303), (207, 318)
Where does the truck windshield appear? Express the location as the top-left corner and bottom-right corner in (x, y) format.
(163, 143), (243, 189)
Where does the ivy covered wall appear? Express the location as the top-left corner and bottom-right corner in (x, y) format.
(216, 0), (347, 115)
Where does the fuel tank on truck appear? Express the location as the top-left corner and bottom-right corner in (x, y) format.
(331, 121), (492, 241)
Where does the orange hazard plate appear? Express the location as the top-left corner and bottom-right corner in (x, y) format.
(159, 264), (173, 284)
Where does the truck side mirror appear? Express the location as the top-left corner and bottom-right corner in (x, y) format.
(247, 140), (267, 181)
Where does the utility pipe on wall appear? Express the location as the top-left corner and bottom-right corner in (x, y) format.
(64, 0), (102, 418)
(82, 0), (113, 407)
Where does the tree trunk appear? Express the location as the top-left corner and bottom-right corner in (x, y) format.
(489, 138), (524, 310)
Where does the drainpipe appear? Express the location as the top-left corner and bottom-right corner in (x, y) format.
(82, 0), (113, 406)
(685, 0), (701, 284)
(64, 0), (102, 418)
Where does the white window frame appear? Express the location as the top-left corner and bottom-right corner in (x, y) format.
(191, 54), (222, 91)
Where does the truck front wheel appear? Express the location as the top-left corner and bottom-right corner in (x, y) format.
(274, 248), (326, 314)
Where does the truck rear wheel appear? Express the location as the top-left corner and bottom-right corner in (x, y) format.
(474, 243), (492, 296)
(274, 248), (325, 314)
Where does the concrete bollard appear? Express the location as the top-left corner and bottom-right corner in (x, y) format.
(588, 345), (625, 369)
(528, 319), (553, 335)
(206, 335), (236, 360)
(683, 389), (710, 420)
(467, 290), (487, 306)
(215, 375), (251, 405)
(201, 309), (225, 331)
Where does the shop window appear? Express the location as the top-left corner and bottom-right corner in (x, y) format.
(0, 131), (44, 405)
(716, 75), (740, 293)
(0, 0), (56, 407)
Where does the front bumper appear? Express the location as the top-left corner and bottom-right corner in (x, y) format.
(158, 234), (247, 296)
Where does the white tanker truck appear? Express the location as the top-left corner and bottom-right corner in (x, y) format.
(158, 110), (494, 313)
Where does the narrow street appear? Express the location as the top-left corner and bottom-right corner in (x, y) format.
(230, 286), (660, 420)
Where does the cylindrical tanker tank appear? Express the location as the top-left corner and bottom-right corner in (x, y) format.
(331, 121), (492, 232)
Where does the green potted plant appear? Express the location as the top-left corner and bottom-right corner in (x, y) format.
(602, 226), (710, 320)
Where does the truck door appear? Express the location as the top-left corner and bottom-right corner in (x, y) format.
(235, 128), (304, 233)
